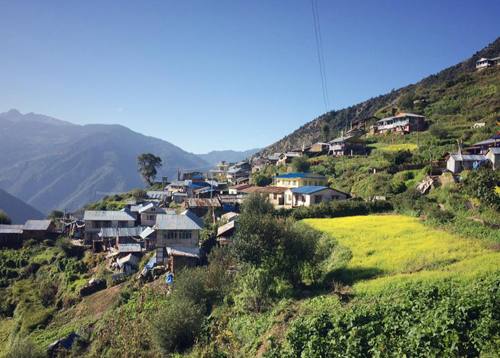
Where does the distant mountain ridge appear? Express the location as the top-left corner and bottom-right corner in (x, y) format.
(0, 110), (210, 213)
(260, 37), (500, 154)
(0, 188), (45, 224)
(197, 148), (260, 166)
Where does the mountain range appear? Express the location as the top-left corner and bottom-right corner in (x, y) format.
(0, 188), (45, 224)
(0, 110), (254, 213)
(196, 148), (260, 166)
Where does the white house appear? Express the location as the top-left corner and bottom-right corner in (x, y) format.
(446, 153), (489, 174)
(284, 186), (348, 208)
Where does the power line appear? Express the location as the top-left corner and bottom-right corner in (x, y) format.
(310, 0), (329, 111)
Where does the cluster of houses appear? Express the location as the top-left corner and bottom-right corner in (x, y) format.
(75, 166), (350, 275)
(255, 112), (427, 168)
(446, 134), (500, 173)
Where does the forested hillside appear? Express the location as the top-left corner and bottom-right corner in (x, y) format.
(262, 37), (499, 154)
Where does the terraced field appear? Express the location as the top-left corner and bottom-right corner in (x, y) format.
(304, 215), (500, 294)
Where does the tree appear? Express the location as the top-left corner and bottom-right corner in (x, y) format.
(137, 153), (162, 186)
(321, 123), (330, 141)
(48, 210), (64, 220)
(253, 173), (272, 187)
(0, 210), (11, 224)
(463, 166), (500, 210)
(291, 156), (310, 173)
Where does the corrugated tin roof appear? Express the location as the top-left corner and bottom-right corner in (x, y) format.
(187, 198), (221, 208)
(84, 210), (135, 221)
(378, 112), (425, 123)
(240, 186), (287, 194)
(155, 210), (204, 230)
(221, 212), (239, 222)
(217, 220), (235, 237)
(291, 186), (329, 194)
(0, 224), (24, 234)
(167, 246), (200, 258)
(23, 219), (52, 231)
(450, 153), (488, 161)
(140, 227), (155, 239)
(146, 191), (168, 199)
(117, 243), (143, 253)
(98, 226), (145, 238)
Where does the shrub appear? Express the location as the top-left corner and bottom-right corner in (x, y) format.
(4, 337), (45, 358)
(152, 297), (205, 354)
(0, 209), (12, 224)
(291, 156), (310, 173)
(278, 277), (500, 357)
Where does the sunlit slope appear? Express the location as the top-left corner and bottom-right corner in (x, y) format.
(304, 215), (500, 293)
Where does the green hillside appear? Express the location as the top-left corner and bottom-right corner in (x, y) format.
(262, 37), (500, 154)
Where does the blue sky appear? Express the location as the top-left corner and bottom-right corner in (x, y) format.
(0, 1), (498, 153)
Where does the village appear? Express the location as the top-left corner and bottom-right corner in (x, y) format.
(1, 100), (498, 299)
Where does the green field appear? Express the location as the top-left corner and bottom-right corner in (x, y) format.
(304, 215), (500, 294)
(369, 142), (419, 152)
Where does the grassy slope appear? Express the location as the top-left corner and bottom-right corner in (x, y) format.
(261, 37), (499, 155)
(304, 215), (500, 294)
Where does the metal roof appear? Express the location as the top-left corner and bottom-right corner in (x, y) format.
(377, 112), (425, 123)
(187, 198), (221, 208)
(146, 191), (168, 199)
(167, 246), (200, 258)
(274, 172), (326, 179)
(140, 227), (155, 239)
(240, 186), (288, 194)
(84, 210), (135, 221)
(23, 219), (52, 231)
(98, 226), (145, 238)
(221, 212), (239, 222)
(117, 243), (143, 253)
(217, 220), (235, 237)
(155, 210), (204, 230)
(450, 153), (488, 161)
(291, 186), (330, 194)
(0, 224), (24, 234)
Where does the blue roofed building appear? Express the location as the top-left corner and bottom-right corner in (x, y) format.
(273, 172), (328, 188)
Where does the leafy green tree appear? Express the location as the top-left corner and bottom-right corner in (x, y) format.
(0, 210), (11, 224)
(291, 156), (310, 173)
(153, 297), (205, 354)
(232, 195), (323, 288)
(253, 173), (272, 187)
(463, 166), (500, 210)
(137, 153), (162, 186)
(48, 210), (64, 220)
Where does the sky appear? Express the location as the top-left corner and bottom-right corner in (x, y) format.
(0, 1), (498, 153)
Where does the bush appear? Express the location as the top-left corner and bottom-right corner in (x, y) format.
(291, 156), (310, 173)
(4, 337), (45, 358)
(289, 200), (393, 220)
(0, 209), (12, 224)
(277, 277), (500, 357)
(152, 297), (205, 354)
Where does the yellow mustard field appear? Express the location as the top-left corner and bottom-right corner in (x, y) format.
(303, 215), (500, 294)
(370, 143), (418, 152)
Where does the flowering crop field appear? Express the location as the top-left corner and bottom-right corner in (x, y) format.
(369, 143), (418, 152)
(304, 215), (500, 294)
